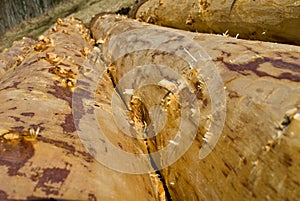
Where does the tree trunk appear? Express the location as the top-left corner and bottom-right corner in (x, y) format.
(1, 12), (300, 200)
(0, 17), (158, 201)
(131, 0), (300, 45)
(91, 14), (300, 201)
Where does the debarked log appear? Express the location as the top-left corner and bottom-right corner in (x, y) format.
(0, 37), (36, 77)
(91, 14), (300, 201)
(131, 0), (300, 46)
(0, 17), (159, 200)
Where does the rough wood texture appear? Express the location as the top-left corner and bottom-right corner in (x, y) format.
(91, 14), (300, 201)
(0, 17), (158, 200)
(0, 37), (35, 77)
(1, 12), (300, 200)
(132, 0), (300, 45)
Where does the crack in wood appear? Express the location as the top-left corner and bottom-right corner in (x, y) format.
(107, 66), (172, 201)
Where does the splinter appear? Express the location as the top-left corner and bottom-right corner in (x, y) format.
(129, 95), (151, 129)
(230, 0), (237, 14)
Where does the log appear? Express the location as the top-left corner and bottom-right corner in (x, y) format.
(0, 37), (35, 77)
(130, 0), (300, 45)
(1, 12), (300, 201)
(0, 17), (159, 200)
(90, 14), (300, 201)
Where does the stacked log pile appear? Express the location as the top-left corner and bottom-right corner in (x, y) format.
(90, 14), (300, 201)
(0, 6), (299, 201)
